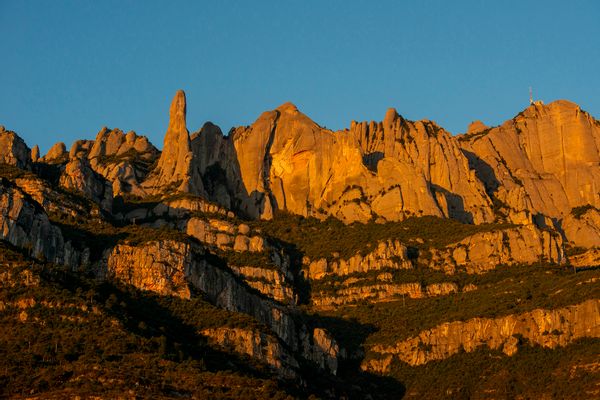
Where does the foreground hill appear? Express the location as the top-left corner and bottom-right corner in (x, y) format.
(0, 92), (599, 398)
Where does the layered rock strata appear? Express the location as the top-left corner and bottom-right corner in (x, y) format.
(364, 299), (600, 372)
(423, 224), (565, 274)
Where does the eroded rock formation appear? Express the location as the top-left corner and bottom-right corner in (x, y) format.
(143, 90), (204, 195)
(365, 299), (600, 371)
(0, 127), (31, 169)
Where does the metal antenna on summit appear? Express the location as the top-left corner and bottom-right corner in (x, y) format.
(529, 87), (533, 105)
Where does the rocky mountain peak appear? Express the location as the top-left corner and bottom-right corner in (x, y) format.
(0, 128), (31, 170)
(276, 102), (299, 114)
(467, 120), (488, 134)
(42, 142), (68, 163)
(31, 145), (40, 162)
(168, 89), (187, 136)
(142, 90), (203, 195)
(383, 107), (399, 127)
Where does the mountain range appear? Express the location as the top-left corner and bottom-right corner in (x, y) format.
(0, 91), (599, 399)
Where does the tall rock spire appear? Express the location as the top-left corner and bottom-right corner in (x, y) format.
(143, 90), (204, 195)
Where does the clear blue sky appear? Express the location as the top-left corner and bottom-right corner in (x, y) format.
(1, 1), (599, 153)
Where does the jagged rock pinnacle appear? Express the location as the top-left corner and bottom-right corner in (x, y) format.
(31, 145), (40, 162)
(384, 108), (399, 128)
(168, 89), (187, 137)
(157, 90), (191, 180)
(143, 90), (204, 195)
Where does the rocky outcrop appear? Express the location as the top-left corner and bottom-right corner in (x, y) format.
(41, 142), (68, 163)
(0, 179), (87, 267)
(190, 122), (237, 210)
(100, 239), (339, 373)
(569, 248), (600, 269)
(349, 109), (493, 223)
(201, 327), (299, 379)
(224, 103), (494, 223)
(143, 90), (204, 195)
(59, 157), (113, 212)
(30, 145), (40, 163)
(69, 140), (94, 159)
(302, 327), (340, 375)
(460, 101), (600, 239)
(186, 217), (265, 252)
(424, 224), (565, 274)
(311, 281), (463, 308)
(562, 207), (600, 248)
(229, 102), (353, 220)
(365, 299), (600, 371)
(87, 127), (159, 195)
(14, 175), (98, 219)
(303, 239), (413, 280)
(183, 216), (297, 303)
(229, 264), (297, 304)
(466, 120), (489, 134)
(117, 195), (232, 224)
(101, 240), (192, 298)
(0, 127), (31, 170)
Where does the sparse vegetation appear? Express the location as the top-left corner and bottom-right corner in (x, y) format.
(312, 263), (600, 348)
(0, 243), (296, 399)
(571, 204), (600, 219)
(254, 211), (514, 261)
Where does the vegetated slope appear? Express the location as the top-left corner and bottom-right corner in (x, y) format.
(0, 243), (293, 399)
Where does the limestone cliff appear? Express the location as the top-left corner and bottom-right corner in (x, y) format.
(0, 179), (87, 267)
(99, 239), (340, 374)
(365, 299), (600, 371)
(303, 239), (413, 280)
(460, 100), (600, 245)
(311, 281), (464, 308)
(201, 327), (300, 379)
(424, 224), (565, 274)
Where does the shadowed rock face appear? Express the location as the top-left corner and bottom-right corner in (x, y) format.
(143, 90), (204, 195)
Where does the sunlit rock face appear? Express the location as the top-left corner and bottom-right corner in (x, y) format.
(143, 90), (204, 195)
(460, 101), (600, 239)
(0, 127), (31, 170)
(226, 103), (494, 223)
(365, 299), (600, 371)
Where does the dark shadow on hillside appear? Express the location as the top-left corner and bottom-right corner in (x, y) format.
(42, 267), (286, 382)
(51, 221), (129, 261)
(363, 151), (385, 173)
(430, 183), (473, 224)
(306, 314), (407, 399)
(461, 149), (500, 195)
